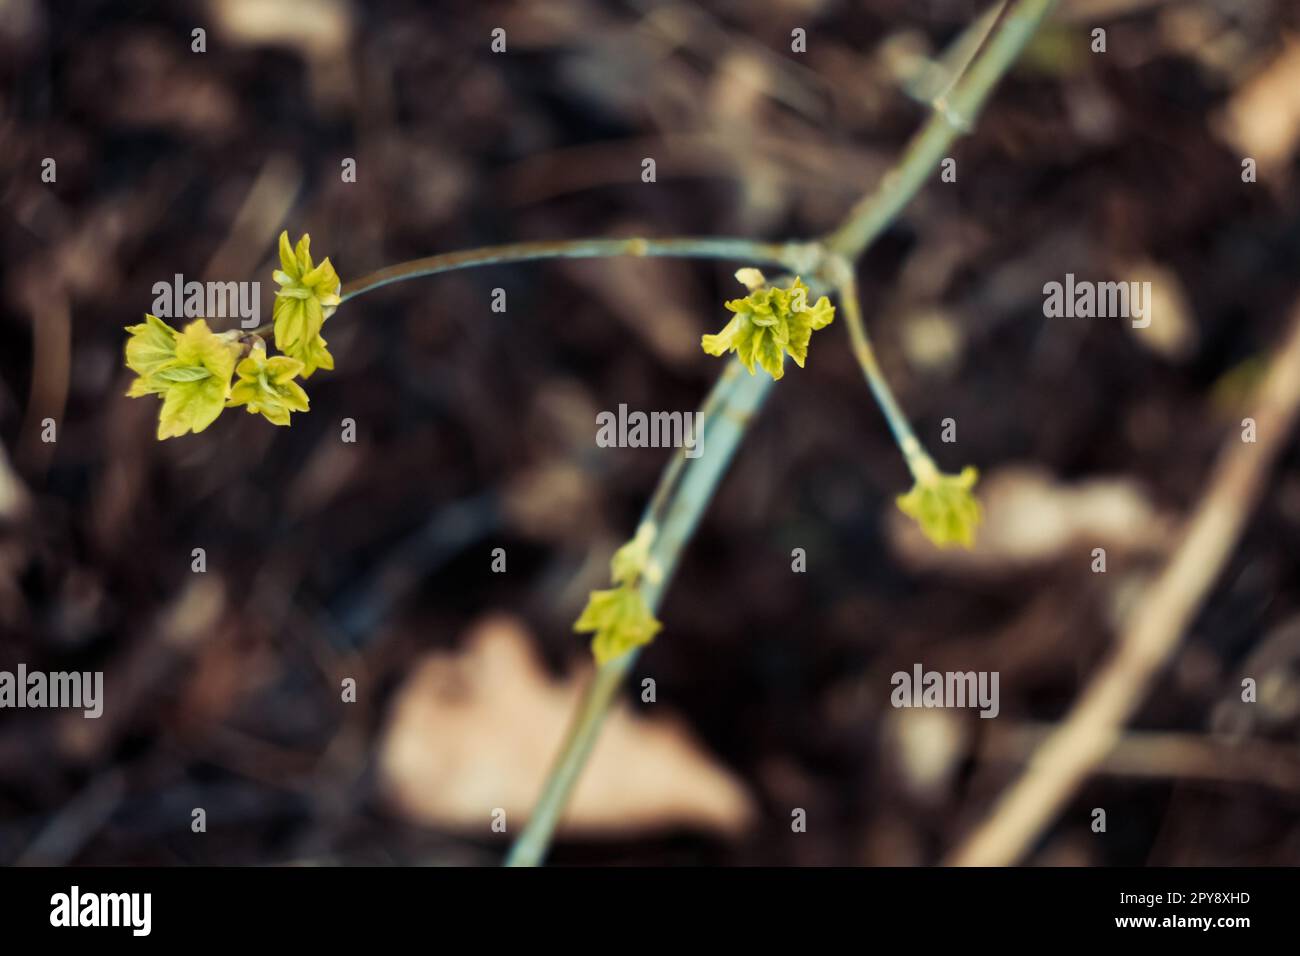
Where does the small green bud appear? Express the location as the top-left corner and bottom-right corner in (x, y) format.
(227, 341), (311, 427)
(702, 275), (834, 380)
(273, 231), (342, 378)
(575, 522), (664, 664)
(896, 462), (982, 549)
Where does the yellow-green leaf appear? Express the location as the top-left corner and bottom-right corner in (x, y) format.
(278, 230), (299, 279)
(124, 314), (180, 387)
(153, 365), (212, 383)
(227, 343), (310, 427)
(896, 463), (982, 549)
(575, 524), (665, 664)
(273, 230), (341, 378)
(610, 522), (658, 587)
(574, 585), (663, 665)
(700, 276), (834, 381)
(150, 319), (241, 440)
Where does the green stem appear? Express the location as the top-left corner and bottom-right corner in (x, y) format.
(249, 236), (813, 340)
(824, 0), (1057, 259)
(504, 360), (770, 867)
(502, 655), (636, 869)
(837, 274), (932, 481)
(339, 236), (816, 303)
(506, 0), (1057, 866)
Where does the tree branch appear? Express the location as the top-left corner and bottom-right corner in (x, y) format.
(946, 296), (1300, 866)
(504, 359), (772, 867)
(340, 236), (819, 302)
(506, 0), (1059, 865)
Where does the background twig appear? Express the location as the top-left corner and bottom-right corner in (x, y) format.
(947, 295), (1300, 866)
(505, 359), (773, 867)
(507, 0), (1060, 866)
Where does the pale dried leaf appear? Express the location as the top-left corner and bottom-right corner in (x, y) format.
(1120, 260), (1197, 360)
(887, 465), (1174, 573)
(1213, 36), (1300, 175)
(377, 614), (755, 837)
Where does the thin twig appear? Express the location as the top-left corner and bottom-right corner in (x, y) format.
(247, 236), (817, 338)
(924, 2), (1011, 118)
(946, 296), (1300, 866)
(504, 359), (772, 867)
(836, 271), (932, 480)
(340, 236), (818, 302)
(825, 0), (1057, 259)
(507, 0), (1059, 866)
(240, 0), (1057, 867)
(986, 724), (1300, 794)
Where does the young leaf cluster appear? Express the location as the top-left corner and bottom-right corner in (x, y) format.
(701, 275), (835, 380)
(896, 462), (982, 549)
(574, 524), (664, 665)
(124, 231), (337, 439)
(272, 231), (341, 377)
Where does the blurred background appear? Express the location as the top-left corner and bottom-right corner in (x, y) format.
(2, 0), (1300, 865)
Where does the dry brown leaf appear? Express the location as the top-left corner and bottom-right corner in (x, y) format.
(0, 445), (31, 631)
(377, 614), (755, 837)
(885, 708), (968, 803)
(1119, 259), (1197, 361)
(0, 443), (30, 521)
(502, 461), (595, 542)
(887, 464), (1174, 573)
(208, 0), (356, 110)
(1213, 36), (1300, 176)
